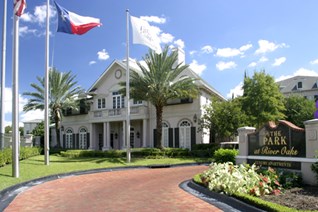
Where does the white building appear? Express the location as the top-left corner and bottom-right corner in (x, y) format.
(23, 119), (43, 136)
(277, 75), (318, 100)
(58, 53), (225, 150)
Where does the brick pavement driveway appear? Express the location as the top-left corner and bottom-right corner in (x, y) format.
(4, 165), (222, 212)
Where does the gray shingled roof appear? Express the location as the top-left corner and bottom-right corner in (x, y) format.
(276, 75), (318, 93)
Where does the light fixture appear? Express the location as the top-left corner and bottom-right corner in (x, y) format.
(193, 114), (197, 123)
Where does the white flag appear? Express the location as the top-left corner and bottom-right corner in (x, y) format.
(130, 16), (162, 54)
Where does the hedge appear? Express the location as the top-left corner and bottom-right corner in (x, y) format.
(0, 147), (42, 167)
(60, 148), (191, 159)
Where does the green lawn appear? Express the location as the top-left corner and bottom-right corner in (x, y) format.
(0, 155), (211, 191)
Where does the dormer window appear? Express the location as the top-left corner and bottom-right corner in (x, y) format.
(297, 81), (302, 89)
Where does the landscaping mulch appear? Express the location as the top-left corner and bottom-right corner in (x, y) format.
(260, 186), (318, 211)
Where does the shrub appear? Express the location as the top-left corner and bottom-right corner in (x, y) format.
(190, 144), (219, 158)
(201, 162), (282, 196)
(0, 147), (41, 167)
(60, 148), (190, 159)
(311, 161), (318, 184)
(213, 148), (238, 164)
(278, 170), (302, 189)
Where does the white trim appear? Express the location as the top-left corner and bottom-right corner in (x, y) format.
(236, 155), (318, 163)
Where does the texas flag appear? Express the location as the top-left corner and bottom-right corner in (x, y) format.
(54, 1), (101, 35)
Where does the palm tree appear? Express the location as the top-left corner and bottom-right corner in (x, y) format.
(23, 68), (84, 148)
(121, 46), (199, 149)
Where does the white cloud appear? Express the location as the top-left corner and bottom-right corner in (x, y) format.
(2, 87), (42, 126)
(239, 44), (253, 52)
(248, 62), (257, 68)
(272, 57), (286, 66)
(216, 48), (241, 57)
(310, 59), (318, 65)
(20, 110), (44, 123)
(189, 50), (197, 56)
(21, 4), (56, 24)
(174, 39), (185, 49)
(276, 68), (318, 82)
(89, 61), (96, 65)
(226, 82), (243, 98)
(255, 39), (288, 54)
(19, 26), (38, 36)
(201, 45), (213, 54)
(259, 56), (268, 62)
(140, 16), (166, 24)
(189, 60), (206, 75)
(216, 61), (237, 71)
(97, 49), (110, 61)
(160, 33), (174, 43)
(216, 43), (251, 58)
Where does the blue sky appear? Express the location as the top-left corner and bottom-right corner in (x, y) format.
(2, 0), (318, 126)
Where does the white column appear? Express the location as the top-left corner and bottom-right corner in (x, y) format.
(102, 122), (107, 150)
(102, 122), (111, 150)
(89, 123), (94, 150)
(122, 120), (126, 149)
(142, 119), (147, 147)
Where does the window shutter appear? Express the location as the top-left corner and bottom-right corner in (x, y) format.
(191, 127), (196, 149)
(169, 128), (173, 147)
(174, 128), (179, 148)
(153, 129), (157, 148)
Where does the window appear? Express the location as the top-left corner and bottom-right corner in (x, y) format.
(133, 100), (142, 105)
(97, 98), (106, 109)
(112, 92), (125, 108)
(297, 82), (302, 89)
(162, 122), (169, 147)
(65, 129), (73, 149)
(179, 120), (191, 149)
(79, 128), (87, 149)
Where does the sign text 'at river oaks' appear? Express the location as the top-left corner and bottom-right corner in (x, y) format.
(247, 120), (306, 170)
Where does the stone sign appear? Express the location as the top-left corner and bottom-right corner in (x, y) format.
(247, 120), (305, 170)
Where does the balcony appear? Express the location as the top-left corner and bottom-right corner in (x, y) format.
(90, 105), (148, 119)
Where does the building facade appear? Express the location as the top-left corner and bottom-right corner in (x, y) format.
(277, 75), (318, 100)
(57, 56), (225, 150)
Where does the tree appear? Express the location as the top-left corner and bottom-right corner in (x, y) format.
(5, 125), (12, 134)
(284, 95), (316, 128)
(120, 47), (199, 149)
(241, 71), (286, 128)
(23, 68), (84, 148)
(200, 96), (247, 142)
(32, 121), (45, 136)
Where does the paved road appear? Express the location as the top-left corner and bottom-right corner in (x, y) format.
(4, 165), (222, 212)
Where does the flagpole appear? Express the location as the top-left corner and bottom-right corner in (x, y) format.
(12, 8), (20, 178)
(44, 0), (50, 165)
(126, 9), (131, 163)
(1, 0), (7, 150)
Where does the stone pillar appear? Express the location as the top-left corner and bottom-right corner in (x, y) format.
(142, 119), (147, 147)
(236, 126), (256, 165)
(303, 119), (318, 185)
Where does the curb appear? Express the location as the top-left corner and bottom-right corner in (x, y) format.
(0, 162), (209, 211)
(186, 180), (266, 212)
